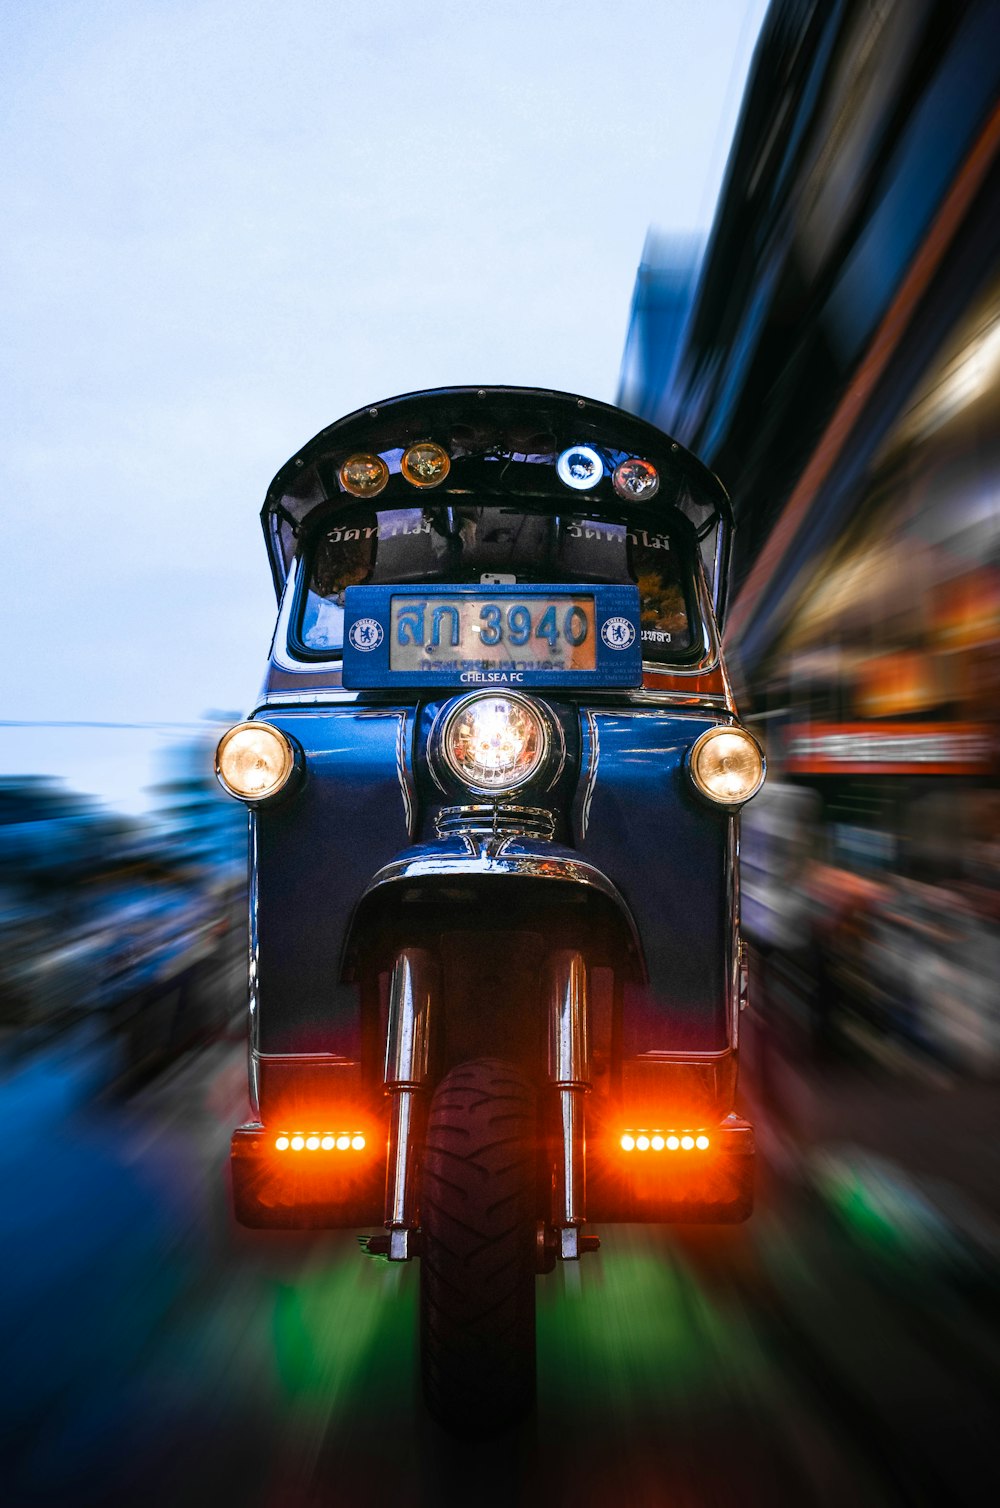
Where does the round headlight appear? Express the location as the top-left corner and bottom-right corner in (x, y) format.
(613, 456), (659, 500)
(688, 726), (765, 807)
(556, 444), (604, 491)
(401, 442), (450, 488)
(216, 721), (297, 802)
(436, 694), (548, 794)
(339, 452), (389, 497)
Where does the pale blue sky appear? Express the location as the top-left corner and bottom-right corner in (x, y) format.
(1, 0), (768, 809)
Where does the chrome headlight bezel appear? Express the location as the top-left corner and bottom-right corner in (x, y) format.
(428, 692), (563, 798)
(686, 724), (766, 809)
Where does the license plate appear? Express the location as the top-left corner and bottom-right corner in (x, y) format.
(390, 593), (597, 674)
(342, 583), (642, 689)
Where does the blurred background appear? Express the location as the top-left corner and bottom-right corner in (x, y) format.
(2, 0), (998, 1503)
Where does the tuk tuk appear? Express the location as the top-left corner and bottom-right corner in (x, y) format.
(217, 386), (764, 1434)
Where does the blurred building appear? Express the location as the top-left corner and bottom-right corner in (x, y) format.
(616, 231), (703, 425)
(620, 0), (1000, 1072)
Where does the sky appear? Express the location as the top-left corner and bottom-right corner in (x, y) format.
(1, 0), (769, 811)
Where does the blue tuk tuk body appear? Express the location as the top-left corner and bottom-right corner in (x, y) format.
(225, 387), (758, 1314)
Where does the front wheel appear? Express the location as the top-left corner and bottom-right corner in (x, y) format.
(420, 1057), (537, 1436)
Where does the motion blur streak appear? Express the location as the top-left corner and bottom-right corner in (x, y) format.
(2, 1026), (996, 1505)
(0, 733), (997, 1505)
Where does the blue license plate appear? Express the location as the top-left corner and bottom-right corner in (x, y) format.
(342, 583), (642, 689)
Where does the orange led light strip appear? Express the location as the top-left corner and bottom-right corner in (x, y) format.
(275, 1133), (367, 1152)
(620, 1132), (710, 1151)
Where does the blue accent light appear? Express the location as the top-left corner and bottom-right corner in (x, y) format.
(556, 445), (604, 490)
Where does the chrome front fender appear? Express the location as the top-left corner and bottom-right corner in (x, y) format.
(343, 836), (646, 977)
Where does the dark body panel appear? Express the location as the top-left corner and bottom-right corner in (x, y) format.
(253, 707), (412, 1057)
(252, 700), (735, 1069)
(576, 710), (734, 1053)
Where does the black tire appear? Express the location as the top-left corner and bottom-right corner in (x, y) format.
(420, 1057), (537, 1436)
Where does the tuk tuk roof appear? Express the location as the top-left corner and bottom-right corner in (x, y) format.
(260, 386), (733, 616)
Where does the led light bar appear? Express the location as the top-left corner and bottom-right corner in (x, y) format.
(619, 1130), (711, 1151)
(275, 1132), (368, 1151)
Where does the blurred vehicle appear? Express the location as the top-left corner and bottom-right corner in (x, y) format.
(218, 386), (765, 1435)
(92, 879), (240, 1075)
(0, 775), (244, 1077)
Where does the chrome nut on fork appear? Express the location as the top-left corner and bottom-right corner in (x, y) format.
(383, 947), (436, 1260)
(547, 950), (598, 1261)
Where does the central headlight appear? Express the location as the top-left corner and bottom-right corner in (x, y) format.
(435, 694), (549, 794)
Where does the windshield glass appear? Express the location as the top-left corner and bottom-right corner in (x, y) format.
(296, 505), (698, 662)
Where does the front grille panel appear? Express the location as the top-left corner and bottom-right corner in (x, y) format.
(435, 804), (557, 841)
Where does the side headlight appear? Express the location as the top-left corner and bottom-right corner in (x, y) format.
(687, 726), (765, 808)
(215, 721), (298, 802)
(433, 693), (551, 795)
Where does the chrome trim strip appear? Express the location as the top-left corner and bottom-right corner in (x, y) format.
(394, 712), (416, 837)
(589, 707), (736, 726)
(627, 689), (728, 708)
(270, 556), (348, 675)
(435, 804), (556, 840)
(636, 660), (714, 684)
(580, 710), (600, 840)
(729, 817), (741, 1050)
(252, 1051), (357, 1065)
(270, 558), (307, 672)
(256, 687), (726, 713)
(718, 651), (738, 714)
(247, 810), (260, 1114)
(258, 690), (359, 707)
(547, 950), (590, 1256)
(384, 948), (436, 1261)
(633, 1048), (737, 1064)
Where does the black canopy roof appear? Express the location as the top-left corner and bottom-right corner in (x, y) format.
(260, 386), (732, 617)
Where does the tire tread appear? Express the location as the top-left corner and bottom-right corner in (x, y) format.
(420, 1057), (537, 1435)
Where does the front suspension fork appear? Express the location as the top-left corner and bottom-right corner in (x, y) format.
(380, 945), (598, 1263)
(382, 947), (435, 1261)
(547, 950), (598, 1261)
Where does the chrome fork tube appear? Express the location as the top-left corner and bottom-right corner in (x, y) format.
(384, 947), (435, 1261)
(547, 950), (590, 1260)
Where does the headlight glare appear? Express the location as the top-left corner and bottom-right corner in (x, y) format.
(216, 721), (296, 802)
(438, 694), (547, 793)
(688, 726), (765, 807)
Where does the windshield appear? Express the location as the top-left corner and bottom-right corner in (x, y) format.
(295, 505), (699, 662)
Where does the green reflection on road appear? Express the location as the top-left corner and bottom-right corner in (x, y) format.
(538, 1227), (766, 1410)
(271, 1244), (413, 1412)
